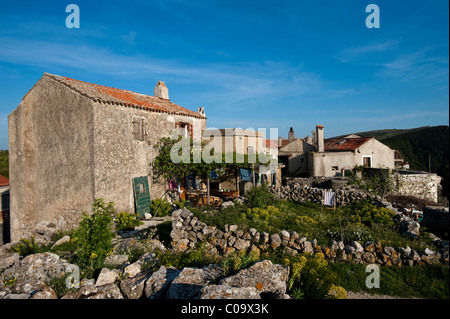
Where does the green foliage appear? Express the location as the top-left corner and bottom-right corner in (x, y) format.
(115, 212), (143, 231)
(245, 184), (277, 208)
(284, 253), (340, 299)
(73, 199), (116, 269)
(150, 198), (172, 217)
(329, 262), (449, 299)
(174, 199), (186, 209)
(220, 249), (261, 277)
(49, 273), (78, 297)
(154, 241), (221, 270)
(349, 203), (396, 227)
(10, 237), (44, 257)
(0, 150), (8, 179)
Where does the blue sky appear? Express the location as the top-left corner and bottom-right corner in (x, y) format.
(0, 0), (448, 149)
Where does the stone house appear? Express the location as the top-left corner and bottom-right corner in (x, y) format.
(278, 125), (396, 178)
(8, 73), (206, 241)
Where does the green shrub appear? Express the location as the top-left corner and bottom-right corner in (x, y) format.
(245, 184), (277, 208)
(10, 237), (44, 257)
(150, 198), (172, 217)
(349, 204), (395, 227)
(115, 212), (143, 231)
(285, 252), (339, 299)
(174, 199), (186, 209)
(73, 199), (116, 269)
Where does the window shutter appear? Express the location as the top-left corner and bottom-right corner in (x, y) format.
(188, 124), (193, 139)
(142, 118), (148, 141)
(132, 118), (140, 140)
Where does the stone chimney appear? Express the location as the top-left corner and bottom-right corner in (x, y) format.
(278, 136), (283, 147)
(311, 131), (316, 143)
(306, 135), (312, 144)
(316, 124), (324, 152)
(154, 81), (169, 100)
(288, 127), (295, 142)
(197, 107), (205, 116)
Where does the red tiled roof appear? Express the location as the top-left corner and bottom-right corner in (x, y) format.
(324, 137), (372, 152)
(264, 139), (279, 149)
(43, 73), (206, 119)
(0, 174), (9, 187)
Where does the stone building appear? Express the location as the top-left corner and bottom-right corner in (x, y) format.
(8, 73), (206, 241)
(278, 125), (396, 178)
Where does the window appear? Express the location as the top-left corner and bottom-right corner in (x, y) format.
(132, 117), (148, 141)
(362, 156), (372, 167)
(332, 166), (339, 171)
(175, 122), (193, 139)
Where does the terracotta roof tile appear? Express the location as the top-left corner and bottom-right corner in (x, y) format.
(0, 174), (9, 187)
(324, 137), (371, 152)
(43, 73), (205, 119)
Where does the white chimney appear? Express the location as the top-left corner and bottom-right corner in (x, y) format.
(316, 124), (324, 152)
(197, 107), (205, 116)
(154, 81), (169, 100)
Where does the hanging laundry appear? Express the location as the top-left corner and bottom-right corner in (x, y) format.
(261, 173), (267, 184)
(169, 179), (177, 190)
(239, 168), (252, 181)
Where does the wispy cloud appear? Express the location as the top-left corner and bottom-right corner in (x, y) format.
(336, 40), (399, 63)
(0, 36), (325, 107)
(372, 49), (449, 85)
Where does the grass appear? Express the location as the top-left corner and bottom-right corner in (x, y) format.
(189, 199), (439, 252)
(329, 262), (449, 299)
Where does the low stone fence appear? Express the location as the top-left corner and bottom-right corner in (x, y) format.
(170, 209), (449, 267)
(269, 184), (371, 206)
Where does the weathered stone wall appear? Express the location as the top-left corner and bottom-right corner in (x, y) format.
(269, 184), (371, 206)
(8, 76), (95, 242)
(170, 209), (449, 266)
(92, 101), (206, 213)
(8, 75), (207, 241)
(395, 171), (442, 203)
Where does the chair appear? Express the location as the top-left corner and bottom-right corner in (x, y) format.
(321, 190), (336, 211)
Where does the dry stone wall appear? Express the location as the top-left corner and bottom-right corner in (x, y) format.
(269, 184), (371, 206)
(170, 208), (449, 267)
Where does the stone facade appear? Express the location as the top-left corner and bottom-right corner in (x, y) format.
(8, 73), (206, 241)
(395, 171), (442, 203)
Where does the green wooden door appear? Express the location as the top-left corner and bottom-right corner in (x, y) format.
(133, 176), (151, 218)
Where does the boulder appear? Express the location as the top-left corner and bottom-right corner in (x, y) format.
(201, 285), (261, 299)
(144, 266), (180, 299)
(95, 268), (119, 287)
(120, 270), (153, 299)
(219, 260), (289, 296)
(166, 267), (212, 299)
(51, 235), (71, 249)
